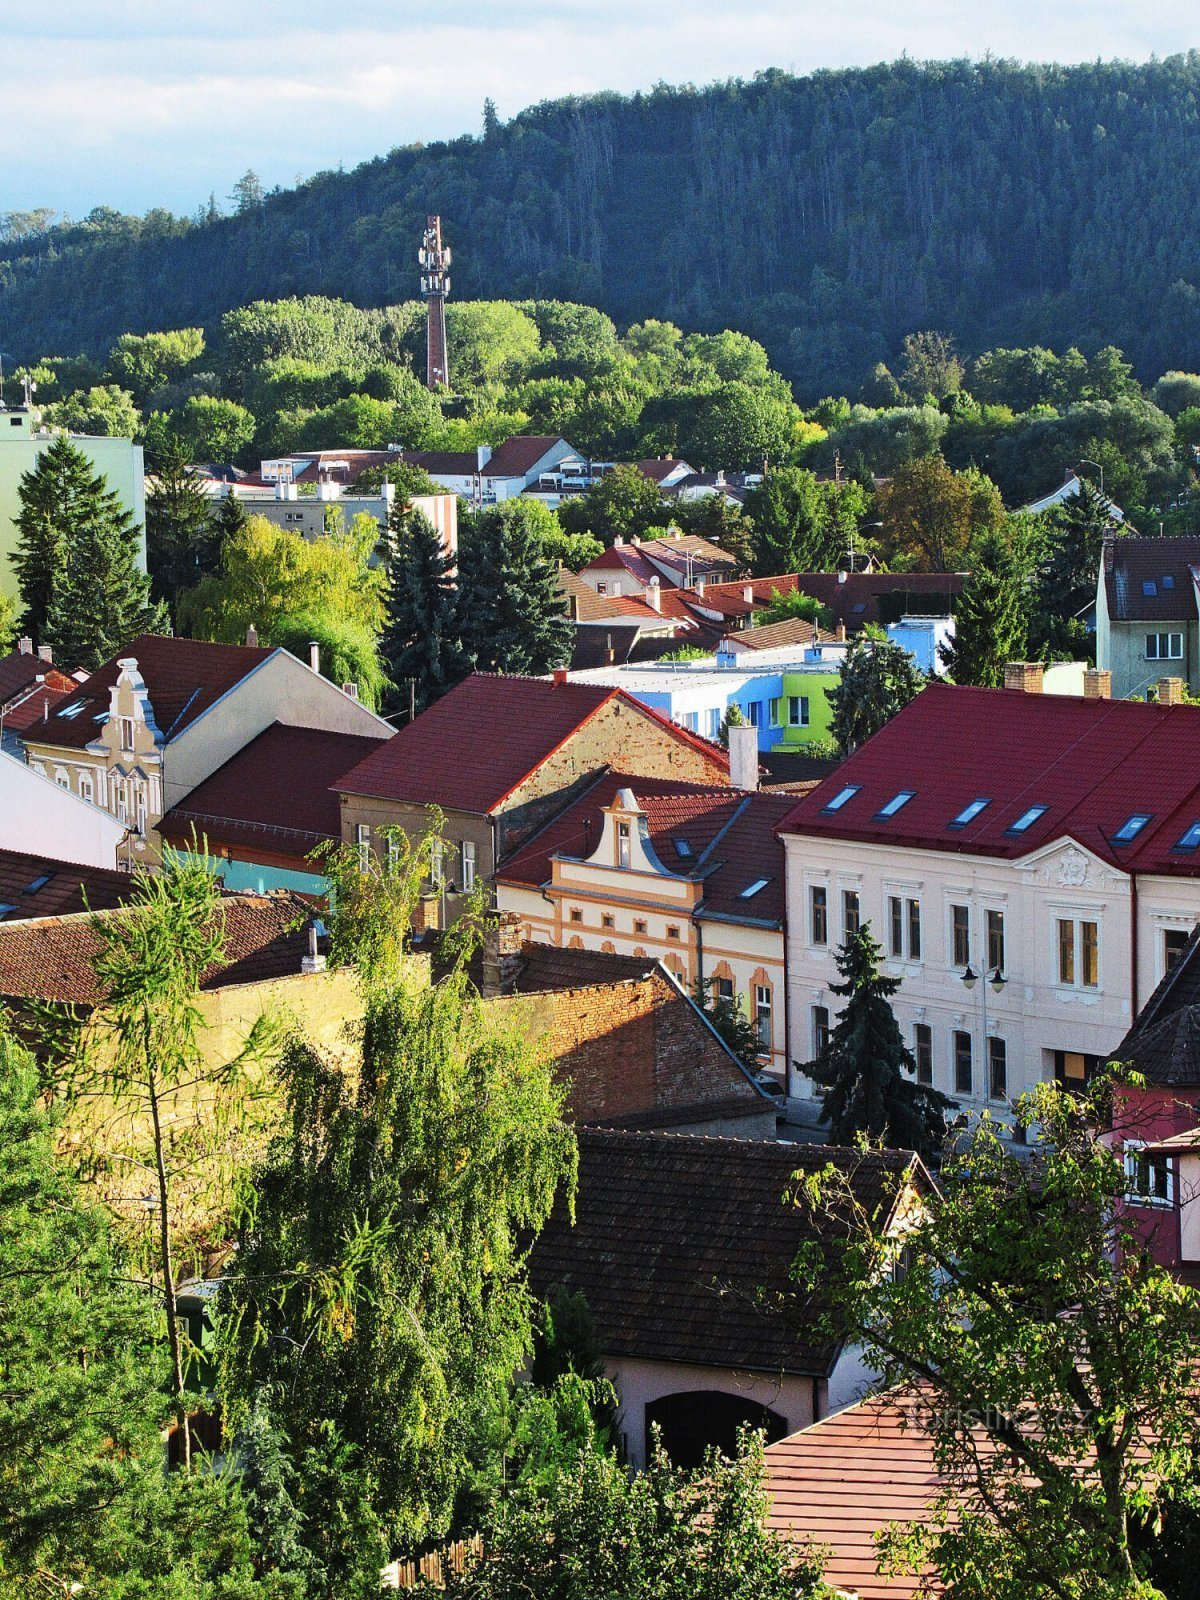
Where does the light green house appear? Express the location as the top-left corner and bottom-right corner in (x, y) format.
(0, 405), (147, 601)
(767, 663), (841, 751)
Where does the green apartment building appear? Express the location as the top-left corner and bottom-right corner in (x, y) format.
(0, 405), (146, 601)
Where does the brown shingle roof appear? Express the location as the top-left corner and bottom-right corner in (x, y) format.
(1102, 535), (1200, 622)
(0, 648), (76, 710)
(480, 435), (566, 478)
(723, 616), (836, 651)
(528, 1131), (924, 1375)
(1110, 924), (1200, 1086)
(29, 635), (274, 753)
(0, 849), (133, 923)
(702, 572), (967, 631)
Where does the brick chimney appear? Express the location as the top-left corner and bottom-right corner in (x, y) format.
(552, 668), (569, 685)
(36, 643), (52, 663)
(728, 722), (759, 791)
(17, 637), (32, 655)
(481, 911), (524, 998)
(1083, 668), (1112, 700)
(1158, 676), (1185, 706)
(835, 622), (847, 642)
(1004, 661), (1044, 693)
(646, 577), (661, 612)
(245, 623), (259, 648)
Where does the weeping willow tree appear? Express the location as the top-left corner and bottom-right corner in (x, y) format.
(217, 822), (577, 1598)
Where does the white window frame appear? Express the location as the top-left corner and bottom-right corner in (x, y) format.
(754, 983), (772, 1049)
(787, 695), (810, 728)
(460, 839), (477, 891)
(355, 823), (370, 869)
(1123, 1139), (1174, 1209)
(1146, 632), (1184, 661)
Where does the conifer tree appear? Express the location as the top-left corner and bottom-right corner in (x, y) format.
(146, 437), (220, 612)
(381, 505), (470, 715)
(828, 627), (924, 752)
(12, 435), (93, 641)
(1032, 479), (1117, 660)
(459, 502), (573, 676)
(938, 530), (1027, 686)
(806, 925), (950, 1156)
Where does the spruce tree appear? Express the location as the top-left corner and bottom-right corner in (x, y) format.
(146, 438), (221, 613)
(459, 502), (573, 676)
(938, 530), (1027, 686)
(12, 435), (92, 641)
(1033, 479), (1116, 660)
(807, 925), (950, 1157)
(828, 627), (924, 753)
(381, 506), (470, 715)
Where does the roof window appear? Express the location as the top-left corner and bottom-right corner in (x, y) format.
(1112, 812), (1152, 844)
(740, 878), (770, 899)
(1142, 579), (1158, 597)
(673, 838), (693, 859)
(23, 874), (51, 895)
(949, 797), (991, 829)
(876, 790), (916, 819)
(852, 602), (867, 614)
(1163, 574), (1176, 590)
(1006, 805), (1047, 835)
(820, 784), (861, 815)
(1175, 821), (1200, 852)
(0, 904), (16, 918)
(56, 700), (87, 720)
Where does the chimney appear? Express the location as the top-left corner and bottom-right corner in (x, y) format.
(309, 641), (320, 673)
(17, 636), (32, 656)
(742, 585), (753, 604)
(728, 722), (759, 792)
(481, 911), (524, 998)
(836, 622), (847, 642)
(1083, 668), (1112, 701)
(614, 535), (624, 548)
(837, 570), (848, 584)
(301, 923), (327, 976)
(606, 632), (615, 665)
(1004, 661), (1044, 694)
(647, 577), (661, 612)
(696, 576), (706, 598)
(342, 681), (359, 700)
(1158, 676), (1185, 706)
(36, 644), (52, 663)
(245, 624), (259, 648)
(552, 668), (569, 686)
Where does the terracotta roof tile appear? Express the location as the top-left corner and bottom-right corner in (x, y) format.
(0, 849), (133, 923)
(479, 436), (566, 478)
(0, 649), (76, 708)
(723, 616), (836, 651)
(702, 572), (967, 631)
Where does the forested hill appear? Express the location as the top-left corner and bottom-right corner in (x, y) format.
(7, 54), (1200, 395)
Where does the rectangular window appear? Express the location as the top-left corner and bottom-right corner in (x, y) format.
(889, 895), (903, 957)
(877, 789), (915, 819)
(119, 716), (134, 750)
(953, 1030), (973, 1096)
(787, 695), (809, 727)
(460, 839), (476, 891)
(745, 701), (762, 728)
(952, 904), (970, 968)
(769, 698), (782, 728)
(754, 984), (772, 1050)
(813, 1004), (830, 1057)
(666, 924), (681, 941)
(986, 909), (1006, 975)
(617, 820), (631, 869)
(1165, 927), (1191, 970)
(1058, 918), (1076, 985)
(988, 1036), (1008, 1101)
(714, 975), (735, 1003)
(1081, 920), (1099, 988)
(683, 711), (699, 732)
(843, 889), (860, 938)
(1124, 1141), (1174, 1208)
(355, 823), (370, 869)
(914, 1023), (933, 1086)
(907, 899), (922, 961)
(633, 918), (648, 935)
(1146, 632), (1184, 660)
(569, 907), (583, 924)
(79, 774), (94, 804)
(707, 707), (721, 739)
(810, 885), (828, 946)
(430, 840), (443, 885)
(821, 784), (860, 815)
(601, 913), (615, 929)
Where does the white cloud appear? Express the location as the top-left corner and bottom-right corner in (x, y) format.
(1, 0), (1197, 214)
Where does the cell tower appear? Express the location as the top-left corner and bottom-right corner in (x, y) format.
(419, 215), (451, 391)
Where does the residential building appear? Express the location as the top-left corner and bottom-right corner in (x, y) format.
(1025, 469), (1128, 521)
(0, 847), (133, 921)
(334, 672), (730, 922)
(159, 723), (390, 895)
(0, 750), (129, 868)
(394, 435), (580, 505)
(0, 402), (147, 601)
(699, 570), (968, 635)
(21, 633), (391, 855)
(1095, 535), (1200, 700)
(0, 638), (77, 754)
(634, 457), (696, 490)
(495, 761), (796, 1080)
(234, 480), (457, 560)
(779, 674), (1200, 1114)
(557, 568), (685, 670)
(528, 1133), (930, 1468)
(577, 532), (744, 600)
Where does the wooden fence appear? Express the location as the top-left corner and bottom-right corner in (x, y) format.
(382, 1536), (483, 1590)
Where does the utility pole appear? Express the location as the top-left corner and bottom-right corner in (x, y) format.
(419, 215), (451, 391)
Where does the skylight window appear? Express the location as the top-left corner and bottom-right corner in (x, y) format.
(0, 904), (16, 918)
(1113, 812), (1152, 844)
(740, 878), (770, 899)
(949, 798), (991, 829)
(674, 838), (693, 859)
(852, 602), (867, 614)
(1176, 821), (1200, 852)
(1006, 805), (1047, 835)
(22, 874), (51, 895)
(876, 790), (916, 819)
(820, 784), (861, 815)
(1142, 579), (1158, 597)
(56, 701), (86, 720)
(1163, 574), (1176, 590)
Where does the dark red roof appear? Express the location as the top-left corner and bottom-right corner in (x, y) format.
(702, 571), (967, 630)
(159, 724), (388, 855)
(28, 635), (274, 753)
(480, 435), (565, 478)
(635, 457), (692, 484)
(498, 773), (792, 924)
(1102, 535), (1200, 622)
(528, 1130), (923, 1375)
(0, 648), (75, 710)
(392, 448), (480, 477)
(780, 681), (1200, 875)
(0, 849), (133, 923)
(583, 544), (667, 585)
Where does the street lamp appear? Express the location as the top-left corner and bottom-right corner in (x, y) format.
(1077, 458), (1104, 499)
(960, 951), (1007, 1093)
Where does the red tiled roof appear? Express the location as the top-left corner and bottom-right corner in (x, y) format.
(497, 773), (792, 924)
(0, 649), (76, 709)
(0, 891), (313, 1006)
(702, 572), (967, 630)
(391, 449), (479, 477)
(2, 678), (76, 732)
(0, 849), (133, 923)
(480, 435), (565, 478)
(1102, 535), (1200, 622)
(558, 569), (668, 625)
(159, 724), (388, 856)
(27, 634), (274, 753)
(528, 1131), (924, 1375)
(779, 681), (1200, 875)
(583, 544), (668, 585)
(723, 616), (835, 651)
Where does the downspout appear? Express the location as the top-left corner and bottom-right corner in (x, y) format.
(1130, 869), (1139, 1020)
(694, 913), (705, 997)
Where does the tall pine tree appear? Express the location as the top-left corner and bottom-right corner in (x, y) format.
(459, 502), (573, 676)
(828, 627), (924, 753)
(381, 506), (470, 716)
(938, 530), (1027, 686)
(12, 435), (89, 641)
(1032, 479), (1118, 660)
(807, 925), (950, 1157)
(145, 438), (220, 614)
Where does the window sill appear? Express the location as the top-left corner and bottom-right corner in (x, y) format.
(1124, 1195), (1174, 1211)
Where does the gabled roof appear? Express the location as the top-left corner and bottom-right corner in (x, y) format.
(528, 1131), (925, 1375)
(497, 773), (792, 925)
(0, 891), (314, 1006)
(0, 849), (133, 923)
(159, 724), (388, 856)
(583, 544), (667, 585)
(0, 647), (74, 708)
(391, 448), (480, 478)
(28, 634), (275, 753)
(1110, 925), (1200, 1086)
(702, 572), (966, 630)
(635, 457), (693, 484)
(480, 435), (567, 478)
(557, 568), (670, 626)
(1102, 535), (1200, 623)
(780, 681), (1200, 876)
(721, 616), (836, 652)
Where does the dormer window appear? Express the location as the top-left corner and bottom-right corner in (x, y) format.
(617, 820), (631, 869)
(1112, 812), (1152, 844)
(1006, 805), (1047, 835)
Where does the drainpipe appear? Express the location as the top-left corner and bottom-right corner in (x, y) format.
(1130, 870), (1139, 1020)
(694, 913), (705, 996)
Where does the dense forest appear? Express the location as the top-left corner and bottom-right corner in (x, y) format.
(7, 56), (1200, 394)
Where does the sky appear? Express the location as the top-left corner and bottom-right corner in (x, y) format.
(2, 0), (1197, 219)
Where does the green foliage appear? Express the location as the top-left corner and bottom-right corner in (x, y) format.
(792, 1072), (1200, 1599)
(443, 1429), (825, 1600)
(43, 383), (140, 438)
(445, 301), (541, 388)
(458, 501), (573, 676)
(679, 381), (797, 470)
(0, 587), (16, 655)
(217, 834), (576, 1595)
(381, 507), (470, 714)
(107, 327), (205, 403)
(900, 330), (964, 402)
(878, 457), (1004, 572)
(1153, 371), (1200, 417)
(292, 382), (442, 452)
(353, 459), (441, 499)
(754, 587), (834, 628)
(170, 394), (257, 463)
(558, 462), (673, 545)
(692, 980), (765, 1072)
(269, 612), (390, 710)
(804, 925), (950, 1156)
(829, 629), (924, 753)
(820, 404), (948, 478)
(744, 468), (868, 576)
(1030, 480), (1118, 661)
(938, 529), (1027, 686)
(145, 438), (221, 612)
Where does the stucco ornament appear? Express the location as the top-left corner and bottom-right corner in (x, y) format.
(1057, 847), (1089, 887)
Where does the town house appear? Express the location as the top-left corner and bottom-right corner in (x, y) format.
(1095, 534), (1200, 700)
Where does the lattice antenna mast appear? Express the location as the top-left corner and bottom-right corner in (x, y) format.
(419, 215), (451, 391)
